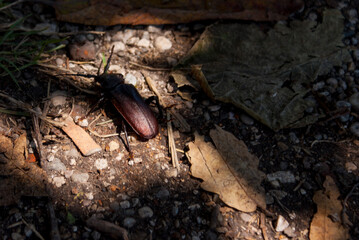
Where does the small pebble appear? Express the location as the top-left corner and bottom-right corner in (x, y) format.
(345, 162), (357, 172)
(71, 172), (89, 183)
(51, 95), (67, 106)
(165, 168), (178, 178)
(108, 141), (120, 152)
(120, 200), (131, 209)
(112, 41), (126, 53)
(55, 58), (64, 66)
(156, 188), (170, 199)
(147, 25), (162, 33)
(240, 213), (252, 222)
(78, 119), (88, 127)
(123, 217), (136, 228)
(267, 171), (296, 184)
(69, 158), (77, 166)
(86, 192), (94, 200)
(124, 73), (137, 86)
(91, 231), (101, 240)
(154, 36), (172, 51)
(95, 158), (108, 170)
(208, 105), (221, 112)
(138, 206), (153, 218)
(336, 100), (351, 122)
(110, 201), (120, 212)
(166, 57), (177, 66)
(127, 37), (139, 45)
(47, 158), (66, 172)
(137, 38), (150, 48)
(349, 92), (359, 112)
(53, 176), (66, 187)
(275, 215), (290, 232)
(240, 114), (254, 125)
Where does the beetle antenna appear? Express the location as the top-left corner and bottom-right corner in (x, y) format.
(97, 59), (103, 76)
(103, 45), (115, 75)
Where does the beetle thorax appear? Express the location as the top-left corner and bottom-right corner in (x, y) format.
(96, 74), (125, 90)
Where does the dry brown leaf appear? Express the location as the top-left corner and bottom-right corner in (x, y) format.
(53, 0), (304, 25)
(187, 127), (266, 212)
(309, 176), (349, 240)
(0, 134), (13, 156)
(9, 133), (27, 168)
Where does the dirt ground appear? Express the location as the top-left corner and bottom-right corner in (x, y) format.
(0, 1), (359, 240)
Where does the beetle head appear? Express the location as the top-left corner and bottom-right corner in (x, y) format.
(96, 73), (125, 90)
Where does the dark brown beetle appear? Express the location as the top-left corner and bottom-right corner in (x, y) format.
(74, 46), (159, 153)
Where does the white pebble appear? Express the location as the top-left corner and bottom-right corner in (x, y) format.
(125, 73), (137, 86)
(275, 215), (289, 232)
(112, 41), (126, 53)
(138, 206), (153, 218)
(53, 176), (66, 187)
(95, 158), (108, 170)
(137, 38), (150, 48)
(154, 36), (172, 51)
(108, 141), (120, 152)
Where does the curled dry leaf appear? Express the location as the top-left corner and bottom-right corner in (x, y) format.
(187, 126), (266, 212)
(309, 176), (349, 240)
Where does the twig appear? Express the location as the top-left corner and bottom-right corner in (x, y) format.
(167, 110), (179, 169)
(22, 219), (45, 240)
(0, 91), (65, 127)
(260, 213), (270, 240)
(129, 61), (171, 71)
(0, 0), (23, 11)
(86, 215), (129, 240)
(47, 201), (61, 240)
(342, 182), (359, 226)
(144, 76), (166, 107)
(88, 113), (119, 138)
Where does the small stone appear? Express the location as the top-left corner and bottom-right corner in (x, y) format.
(336, 100), (351, 122)
(154, 36), (172, 51)
(91, 231), (101, 240)
(313, 81), (325, 91)
(34, 22), (58, 35)
(56, 58), (64, 66)
(284, 226), (297, 237)
(276, 215), (290, 232)
(53, 176), (66, 187)
(51, 95), (67, 106)
(127, 37), (139, 45)
(124, 73), (137, 86)
(110, 201), (120, 212)
(64, 170), (74, 178)
(326, 77), (338, 88)
(269, 180), (281, 188)
(86, 192), (94, 200)
(112, 41), (126, 53)
(156, 188), (170, 199)
(47, 154), (55, 162)
(240, 213), (252, 222)
(123, 217), (136, 228)
(267, 171), (296, 184)
(95, 158), (108, 170)
(71, 172), (89, 183)
(166, 57), (177, 66)
(349, 92), (359, 112)
(78, 118), (88, 127)
(240, 114), (254, 125)
(120, 200), (131, 209)
(86, 34), (95, 41)
(70, 158), (76, 166)
(47, 158), (66, 172)
(66, 148), (80, 158)
(148, 25), (162, 33)
(68, 41), (96, 61)
(134, 158), (142, 164)
(138, 206), (153, 218)
(11, 232), (25, 240)
(137, 38), (150, 48)
(208, 105), (221, 112)
(116, 153), (124, 161)
(165, 168), (178, 178)
(345, 162), (357, 172)
(289, 132), (299, 144)
(108, 141), (120, 152)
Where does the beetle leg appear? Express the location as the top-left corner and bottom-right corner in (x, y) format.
(121, 120), (134, 159)
(145, 95), (163, 120)
(86, 96), (105, 117)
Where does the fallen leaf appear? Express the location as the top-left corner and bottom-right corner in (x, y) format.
(53, 0), (304, 25)
(0, 134), (13, 155)
(187, 127), (266, 212)
(309, 176), (349, 240)
(172, 9), (351, 130)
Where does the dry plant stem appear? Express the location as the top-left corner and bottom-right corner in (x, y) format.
(0, 92), (65, 128)
(144, 76), (166, 107)
(88, 113), (119, 138)
(22, 219), (45, 240)
(86, 216), (129, 240)
(167, 110), (179, 169)
(260, 213), (270, 240)
(47, 201), (61, 240)
(342, 182), (359, 226)
(0, 0), (23, 11)
(130, 61), (171, 71)
(169, 109), (191, 132)
(31, 113), (45, 166)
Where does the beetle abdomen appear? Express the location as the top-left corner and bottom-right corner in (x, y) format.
(110, 84), (159, 139)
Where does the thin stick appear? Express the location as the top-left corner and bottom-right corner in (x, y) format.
(342, 182), (359, 226)
(260, 213), (269, 240)
(167, 110), (179, 169)
(22, 219), (45, 240)
(88, 113), (119, 138)
(144, 76), (166, 107)
(0, 92), (65, 128)
(0, 0), (23, 11)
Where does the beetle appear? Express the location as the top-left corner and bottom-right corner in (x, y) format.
(72, 46), (159, 153)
